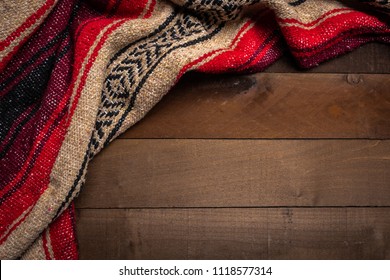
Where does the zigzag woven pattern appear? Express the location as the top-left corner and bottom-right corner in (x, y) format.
(0, 0), (389, 259)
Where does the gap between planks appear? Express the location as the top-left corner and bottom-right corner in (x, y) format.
(76, 206), (390, 209)
(75, 139), (390, 208)
(76, 207), (390, 260)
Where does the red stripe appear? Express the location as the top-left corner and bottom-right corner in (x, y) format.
(0, 0), (77, 78)
(298, 34), (389, 68)
(0, 108), (68, 237)
(245, 46), (283, 73)
(230, 21), (253, 47)
(238, 35), (280, 72)
(73, 18), (117, 74)
(1, 13), (147, 208)
(176, 20), (255, 80)
(0, 19), (123, 195)
(0, 19), (129, 246)
(6, 16), (143, 253)
(42, 230), (51, 260)
(0, 106), (35, 149)
(106, 0), (118, 13)
(144, 0), (157, 19)
(75, 17), (105, 43)
(0, 99), (69, 197)
(48, 205), (78, 259)
(292, 27), (389, 58)
(68, 19), (127, 117)
(1, 5), (147, 195)
(176, 50), (221, 82)
(281, 11), (387, 49)
(0, 35), (31, 72)
(0, 205), (34, 244)
(198, 12), (278, 73)
(277, 8), (351, 26)
(0, 0), (56, 51)
(114, 0), (148, 17)
(0, 36), (70, 97)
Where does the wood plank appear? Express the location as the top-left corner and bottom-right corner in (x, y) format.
(76, 208), (390, 260)
(265, 43), (390, 73)
(75, 139), (390, 208)
(119, 73), (390, 139)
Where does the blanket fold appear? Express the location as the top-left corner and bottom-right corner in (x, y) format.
(0, 0), (389, 259)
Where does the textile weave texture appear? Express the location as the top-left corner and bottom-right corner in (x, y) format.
(0, 0), (389, 259)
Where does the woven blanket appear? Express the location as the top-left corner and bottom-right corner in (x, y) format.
(0, 0), (389, 260)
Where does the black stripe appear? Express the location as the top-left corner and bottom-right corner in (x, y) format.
(53, 139), (91, 220)
(108, 0), (122, 16)
(55, 15), (225, 219)
(0, 30), (68, 92)
(104, 22), (225, 146)
(233, 29), (280, 71)
(0, 43), (71, 157)
(0, 2), (79, 92)
(0, 57), (56, 142)
(107, 11), (179, 66)
(289, 0), (306, 7)
(53, 10), (179, 219)
(0, 105), (67, 203)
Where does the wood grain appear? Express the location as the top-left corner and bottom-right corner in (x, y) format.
(75, 43), (390, 260)
(76, 208), (390, 260)
(75, 139), (390, 208)
(265, 43), (390, 73)
(120, 73), (390, 139)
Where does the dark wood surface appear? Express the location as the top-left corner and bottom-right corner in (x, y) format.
(77, 208), (390, 260)
(119, 73), (390, 139)
(74, 43), (390, 260)
(76, 139), (390, 208)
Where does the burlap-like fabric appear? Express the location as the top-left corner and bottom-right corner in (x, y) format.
(0, 0), (389, 259)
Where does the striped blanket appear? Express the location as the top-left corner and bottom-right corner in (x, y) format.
(0, 0), (389, 260)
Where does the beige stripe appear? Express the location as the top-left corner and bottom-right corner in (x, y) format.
(0, 0), (257, 260)
(139, 0), (153, 18)
(20, 236), (46, 260)
(3, 0), (388, 261)
(0, 204), (34, 243)
(116, 16), (251, 138)
(232, 22), (256, 48)
(99, 27), (226, 142)
(0, 0), (58, 62)
(279, 10), (353, 30)
(55, 1), (175, 211)
(69, 19), (124, 112)
(157, 8), (268, 74)
(45, 229), (55, 259)
(0, 1), (173, 259)
(265, 0), (347, 24)
(185, 21), (256, 72)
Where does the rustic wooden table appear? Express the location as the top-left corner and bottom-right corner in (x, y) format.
(74, 43), (390, 259)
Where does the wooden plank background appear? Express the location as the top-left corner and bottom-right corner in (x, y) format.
(119, 73), (390, 139)
(74, 43), (390, 260)
(76, 140), (390, 208)
(76, 208), (390, 260)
